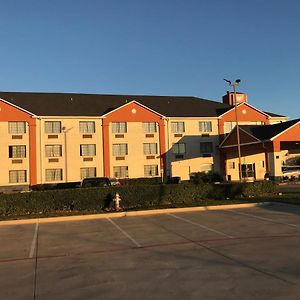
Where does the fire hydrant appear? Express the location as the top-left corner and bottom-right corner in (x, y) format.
(113, 193), (122, 211)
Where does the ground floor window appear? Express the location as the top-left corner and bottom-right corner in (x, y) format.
(200, 164), (213, 173)
(80, 167), (96, 179)
(9, 170), (27, 183)
(45, 169), (63, 181)
(241, 163), (255, 178)
(144, 165), (158, 177)
(113, 166), (128, 178)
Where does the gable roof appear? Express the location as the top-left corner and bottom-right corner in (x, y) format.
(0, 91), (233, 117)
(263, 111), (286, 118)
(240, 119), (300, 141)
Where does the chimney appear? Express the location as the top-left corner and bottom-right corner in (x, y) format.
(223, 91), (248, 105)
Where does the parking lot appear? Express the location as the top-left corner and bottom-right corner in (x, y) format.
(1, 203), (300, 300)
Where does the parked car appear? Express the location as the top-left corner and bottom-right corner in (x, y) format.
(110, 178), (121, 186)
(80, 177), (111, 188)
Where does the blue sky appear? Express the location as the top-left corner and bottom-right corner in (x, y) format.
(0, 0), (299, 119)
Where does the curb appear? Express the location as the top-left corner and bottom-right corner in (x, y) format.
(0, 202), (272, 226)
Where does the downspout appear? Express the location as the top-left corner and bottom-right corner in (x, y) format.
(39, 117), (43, 185)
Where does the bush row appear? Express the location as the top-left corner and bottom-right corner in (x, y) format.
(0, 181), (276, 218)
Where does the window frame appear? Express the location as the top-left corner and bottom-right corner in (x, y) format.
(79, 121), (95, 133)
(9, 170), (27, 183)
(9, 145), (26, 158)
(171, 122), (185, 133)
(112, 144), (128, 156)
(199, 121), (212, 132)
(8, 122), (26, 134)
(45, 121), (62, 134)
(80, 144), (96, 157)
(112, 122), (127, 133)
(113, 166), (129, 178)
(173, 143), (186, 154)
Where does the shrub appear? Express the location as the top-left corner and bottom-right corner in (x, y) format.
(192, 172), (223, 184)
(0, 181), (277, 218)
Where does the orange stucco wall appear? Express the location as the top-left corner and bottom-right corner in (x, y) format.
(273, 123), (300, 151)
(0, 100), (37, 185)
(218, 103), (270, 135)
(102, 102), (166, 177)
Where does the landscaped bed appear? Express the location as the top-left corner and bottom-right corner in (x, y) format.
(2, 181), (298, 221)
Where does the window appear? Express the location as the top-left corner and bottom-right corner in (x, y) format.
(173, 143), (186, 154)
(143, 122), (157, 133)
(9, 145), (26, 158)
(112, 144), (128, 156)
(143, 143), (158, 155)
(45, 121), (61, 133)
(200, 164), (213, 173)
(113, 166), (128, 178)
(80, 144), (96, 156)
(8, 122), (26, 134)
(45, 169), (63, 181)
(9, 170), (27, 183)
(171, 122), (185, 133)
(45, 145), (62, 157)
(228, 162), (235, 169)
(79, 121), (95, 133)
(80, 167), (96, 179)
(144, 165), (158, 177)
(200, 142), (213, 154)
(199, 121), (212, 132)
(112, 122), (127, 133)
(241, 164), (255, 178)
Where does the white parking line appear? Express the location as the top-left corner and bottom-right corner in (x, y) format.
(227, 210), (300, 229)
(29, 223), (39, 258)
(168, 213), (234, 238)
(107, 218), (141, 247)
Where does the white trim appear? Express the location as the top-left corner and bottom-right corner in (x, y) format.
(101, 100), (165, 118)
(220, 141), (262, 149)
(0, 97), (36, 116)
(37, 116), (104, 119)
(218, 102), (270, 118)
(270, 120), (300, 141)
(219, 126), (261, 148)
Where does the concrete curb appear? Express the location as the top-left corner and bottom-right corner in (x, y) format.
(0, 202), (272, 226)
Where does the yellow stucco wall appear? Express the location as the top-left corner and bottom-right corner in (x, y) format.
(109, 122), (161, 178)
(166, 118), (220, 179)
(226, 152), (266, 181)
(36, 118), (103, 184)
(0, 122), (30, 186)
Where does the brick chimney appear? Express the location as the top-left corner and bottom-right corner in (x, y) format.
(223, 91), (248, 105)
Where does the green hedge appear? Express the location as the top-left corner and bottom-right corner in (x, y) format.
(0, 181), (276, 219)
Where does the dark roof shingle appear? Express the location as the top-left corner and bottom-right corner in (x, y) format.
(240, 119), (300, 140)
(0, 92), (233, 117)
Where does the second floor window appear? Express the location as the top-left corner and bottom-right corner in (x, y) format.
(143, 143), (158, 155)
(171, 122), (185, 133)
(173, 143), (186, 154)
(112, 144), (128, 156)
(112, 122), (127, 133)
(80, 144), (96, 156)
(45, 145), (62, 157)
(45, 121), (61, 133)
(200, 142), (213, 154)
(199, 121), (212, 132)
(79, 121), (95, 133)
(9, 145), (26, 158)
(143, 122), (157, 133)
(8, 122), (26, 134)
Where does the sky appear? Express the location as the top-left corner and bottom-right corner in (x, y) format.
(0, 0), (299, 119)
